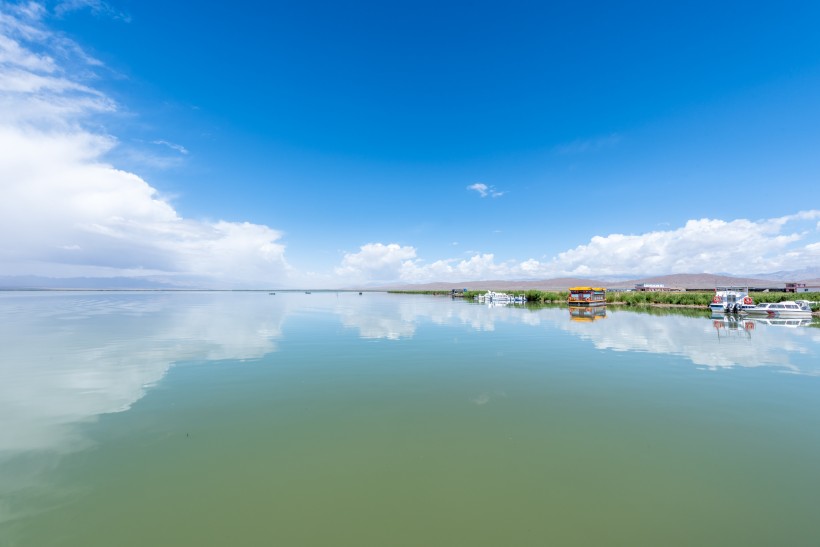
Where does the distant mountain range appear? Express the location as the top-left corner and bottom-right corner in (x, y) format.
(742, 266), (820, 282)
(380, 271), (820, 292)
(0, 275), (190, 290)
(2, 268), (820, 291)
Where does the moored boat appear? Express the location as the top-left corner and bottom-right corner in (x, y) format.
(743, 300), (812, 318)
(568, 287), (606, 307)
(709, 286), (756, 314)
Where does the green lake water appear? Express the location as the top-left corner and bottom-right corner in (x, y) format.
(2, 291), (820, 546)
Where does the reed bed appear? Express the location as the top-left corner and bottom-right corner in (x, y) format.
(388, 290), (453, 296)
(391, 289), (820, 311)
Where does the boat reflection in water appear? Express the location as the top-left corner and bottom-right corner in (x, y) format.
(711, 313), (755, 340)
(710, 312), (815, 340)
(569, 305), (607, 322)
(747, 317), (814, 328)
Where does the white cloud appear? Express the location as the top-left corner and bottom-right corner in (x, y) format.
(54, 0), (131, 22)
(551, 213), (820, 277)
(335, 243), (417, 284)
(0, 4), (291, 287)
(468, 182), (488, 196)
(467, 182), (505, 198)
(333, 212), (820, 285)
(0, 32), (54, 72)
(152, 139), (188, 155)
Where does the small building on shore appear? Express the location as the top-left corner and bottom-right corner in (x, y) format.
(785, 282), (820, 293)
(634, 283), (684, 292)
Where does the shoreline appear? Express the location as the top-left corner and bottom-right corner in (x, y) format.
(388, 290), (820, 316)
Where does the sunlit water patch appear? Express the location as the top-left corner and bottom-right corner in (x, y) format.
(1, 292), (819, 546)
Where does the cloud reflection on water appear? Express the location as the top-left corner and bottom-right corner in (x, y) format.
(1, 292), (819, 523)
(0, 291), (293, 523)
(332, 296), (820, 375)
(0, 293), (288, 457)
(556, 308), (820, 375)
(3, 292), (818, 462)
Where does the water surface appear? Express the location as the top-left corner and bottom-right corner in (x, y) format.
(2, 291), (820, 546)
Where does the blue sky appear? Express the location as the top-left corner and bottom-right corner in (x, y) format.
(1, 1), (820, 287)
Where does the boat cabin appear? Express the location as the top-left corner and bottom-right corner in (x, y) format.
(568, 287), (606, 307)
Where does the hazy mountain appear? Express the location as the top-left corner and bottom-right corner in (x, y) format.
(3, 271), (811, 292)
(379, 273), (785, 292)
(378, 278), (610, 291)
(0, 276), (190, 290)
(744, 267), (820, 282)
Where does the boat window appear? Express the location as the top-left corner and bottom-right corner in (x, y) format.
(772, 304), (785, 309)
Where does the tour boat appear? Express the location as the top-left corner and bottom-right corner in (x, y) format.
(567, 287), (606, 307)
(709, 286), (756, 314)
(743, 300), (813, 318)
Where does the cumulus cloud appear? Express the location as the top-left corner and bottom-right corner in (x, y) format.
(334, 212), (820, 285)
(467, 182), (505, 198)
(399, 253), (514, 282)
(0, 4), (290, 286)
(335, 243), (417, 284)
(551, 213), (820, 277)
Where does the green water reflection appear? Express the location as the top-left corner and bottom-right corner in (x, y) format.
(1, 292), (819, 546)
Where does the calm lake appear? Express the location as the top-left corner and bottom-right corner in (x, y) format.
(2, 291), (820, 546)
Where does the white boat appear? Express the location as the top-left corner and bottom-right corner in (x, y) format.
(743, 300), (813, 318)
(709, 286), (756, 314)
(475, 291), (526, 304)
